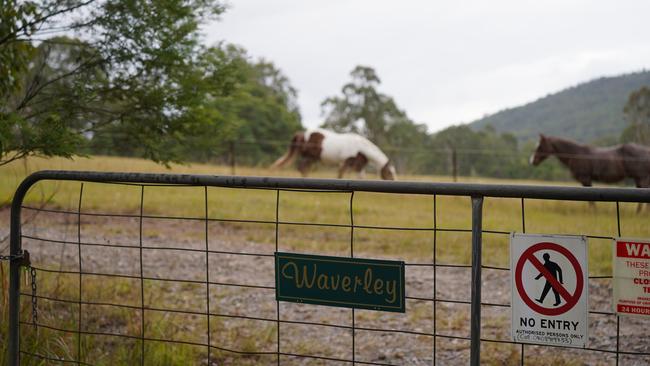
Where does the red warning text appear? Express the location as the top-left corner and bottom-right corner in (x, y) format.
(617, 241), (650, 259)
(617, 305), (650, 316)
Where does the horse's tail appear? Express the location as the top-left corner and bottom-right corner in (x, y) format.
(271, 132), (304, 168)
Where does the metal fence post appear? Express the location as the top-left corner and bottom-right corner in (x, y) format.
(8, 175), (35, 366)
(470, 196), (484, 366)
(8, 224), (21, 366)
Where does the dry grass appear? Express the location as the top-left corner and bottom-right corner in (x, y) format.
(3, 155), (647, 274)
(2, 155), (649, 365)
(0, 157), (648, 275)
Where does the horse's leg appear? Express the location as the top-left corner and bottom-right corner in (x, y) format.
(353, 153), (368, 179)
(337, 164), (346, 179)
(338, 158), (353, 179)
(580, 178), (596, 210)
(339, 156), (363, 179)
(634, 177), (649, 213)
(298, 158), (313, 177)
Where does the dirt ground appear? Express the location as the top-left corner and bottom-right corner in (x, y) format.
(2, 207), (649, 365)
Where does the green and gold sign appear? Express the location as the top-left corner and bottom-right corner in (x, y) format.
(275, 252), (405, 313)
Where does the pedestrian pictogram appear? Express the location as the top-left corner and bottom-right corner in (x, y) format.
(514, 242), (584, 316)
(535, 253), (563, 306)
(511, 233), (588, 348)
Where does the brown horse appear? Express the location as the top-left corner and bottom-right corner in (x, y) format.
(530, 134), (650, 208)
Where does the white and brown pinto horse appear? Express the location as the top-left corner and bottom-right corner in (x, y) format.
(272, 128), (397, 180)
(530, 135), (650, 210)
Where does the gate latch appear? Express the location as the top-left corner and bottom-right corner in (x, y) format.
(0, 250), (31, 267)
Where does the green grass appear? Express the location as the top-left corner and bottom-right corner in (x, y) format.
(0, 263), (276, 365)
(3, 155), (646, 274)
(2, 155), (649, 365)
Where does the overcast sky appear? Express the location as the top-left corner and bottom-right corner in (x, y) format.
(204, 0), (650, 133)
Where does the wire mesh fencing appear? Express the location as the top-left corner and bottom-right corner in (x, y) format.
(176, 138), (650, 183)
(5, 171), (650, 365)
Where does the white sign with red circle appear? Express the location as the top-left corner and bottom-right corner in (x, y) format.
(613, 238), (650, 317)
(510, 233), (588, 348)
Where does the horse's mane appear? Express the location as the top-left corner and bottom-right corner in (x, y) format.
(622, 142), (650, 155)
(545, 136), (592, 154)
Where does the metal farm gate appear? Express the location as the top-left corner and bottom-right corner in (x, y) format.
(4, 170), (650, 365)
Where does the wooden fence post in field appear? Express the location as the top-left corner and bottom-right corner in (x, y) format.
(229, 141), (236, 175)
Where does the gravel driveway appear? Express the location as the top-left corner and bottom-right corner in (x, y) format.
(2, 207), (648, 365)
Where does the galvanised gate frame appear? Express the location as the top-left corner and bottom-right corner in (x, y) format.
(7, 170), (650, 365)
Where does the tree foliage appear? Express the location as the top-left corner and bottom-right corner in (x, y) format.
(420, 125), (569, 180)
(0, 1), (39, 100)
(317, 65), (608, 180)
(1, 0), (240, 166)
(321, 66), (414, 147)
(320, 65), (431, 172)
(621, 86), (650, 145)
(471, 71), (650, 143)
(176, 47), (303, 165)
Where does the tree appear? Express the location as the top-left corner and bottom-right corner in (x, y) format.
(621, 86), (650, 145)
(1, 0), (240, 166)
(320, 65), (431, 174)
(176, 47), (303, 165)
(321, 65), (413, 147)
(421, 125), (570, 180)
(383, 119), (430, 173)
(427, 125), (482, 176)
(225, 58), (302, 165)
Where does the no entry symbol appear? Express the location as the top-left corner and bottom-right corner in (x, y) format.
(515, 242), (584, 316)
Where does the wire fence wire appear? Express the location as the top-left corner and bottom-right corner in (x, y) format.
(5, 171), (650, 365)
(180, 138), (650, 180)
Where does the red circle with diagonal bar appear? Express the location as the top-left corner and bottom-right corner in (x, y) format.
(515, 242), (584, 316)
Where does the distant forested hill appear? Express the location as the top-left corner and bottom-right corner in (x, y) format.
(469, 70), (650, 143)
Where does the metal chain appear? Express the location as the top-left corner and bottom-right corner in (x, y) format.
(1, 250), (27, 264)
(30, 266), (38, 331)
(1, 250), (29, 265)
(0, 254), (23, 261)
(1, 251), (37, 329)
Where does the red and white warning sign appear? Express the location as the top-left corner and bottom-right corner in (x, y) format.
(511, 233), (588, 348)
(613, 238), (650, 317)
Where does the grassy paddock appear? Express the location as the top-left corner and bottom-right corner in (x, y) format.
(0, 264), (273, 366)
(2, 155), (648, 364)
(2, 155), (647, 272)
